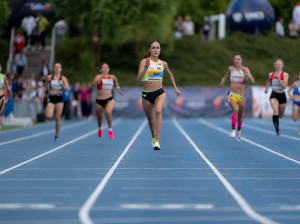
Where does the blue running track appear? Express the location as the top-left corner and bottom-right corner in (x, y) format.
(0, 118), (299, 224)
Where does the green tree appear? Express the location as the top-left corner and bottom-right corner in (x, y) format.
(176, 0), (231, 26)
(0, 0), (10, 36)
(51, 0), (178, 44)
(268, 0), (299, 22)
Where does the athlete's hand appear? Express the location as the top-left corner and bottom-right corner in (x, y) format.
(117, 88), (124, 96)
(145, 58), (150, 69)
(264, 89), (268, 94)
(175, 88), (181, 96)
(59, 80), (64, 86)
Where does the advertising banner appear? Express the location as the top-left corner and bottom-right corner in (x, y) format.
(113, 87), (253, 118)
(252, 86), (293, 118)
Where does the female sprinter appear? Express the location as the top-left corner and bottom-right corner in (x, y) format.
(219, 53), (255, 141)
(137, 41), (181, 150)
(264, 59), (289, 135)
(41, 63), (69, 141)
(92, 62), (124, 139)
(288, 73), (300, 136)
(0, 64), (12, 133)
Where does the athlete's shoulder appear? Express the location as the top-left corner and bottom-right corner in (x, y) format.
(283, 72), (289, 77)
(160, 60), (167, 67)
(228, 66), (233, 71)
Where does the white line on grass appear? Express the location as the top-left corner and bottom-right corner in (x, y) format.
(0, 121), (89, 146)
(199, 119), (300, 165)
(173, 118), (278, 224)
(79, 119), (147, 224)
(0, 119), (121, 176)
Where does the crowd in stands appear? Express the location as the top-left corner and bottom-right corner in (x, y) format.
(173, 15), (212, 40)
(275, 18), (299, 39)
(4, 62), (96, 121)
(3, 13), (76, 122)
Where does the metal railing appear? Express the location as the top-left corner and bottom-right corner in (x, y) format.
(6, 27), (15, 73)
(49, 28), (56, 70)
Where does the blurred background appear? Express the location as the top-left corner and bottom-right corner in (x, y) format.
(1, 0), (300, 124)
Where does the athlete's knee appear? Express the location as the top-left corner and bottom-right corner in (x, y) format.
(148, 118), (155, 126)
(155, 109), (162, 117)
(55, 115), (61, 121)
(232, 107), (239, 114)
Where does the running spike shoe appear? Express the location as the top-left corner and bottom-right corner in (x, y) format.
(151, 137), (156, 147)
(230, 129), (236, 138)
(108, 130), (115, 139)
(54, 136), (59, 141)
(277, 131), (282, 136)
(154, 141), (161, 150)
(98, 125), (103, 138)
(237, 130), (242, 141)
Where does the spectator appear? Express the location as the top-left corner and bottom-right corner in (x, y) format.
(71, 82), (80, 119)
(275, 18), (285, 38)
(13, 29), (25, 54)
(174, 16), (184, 39)
(36, 13), (49, 50)
(78, 82), (90, 118)
(13, 51), (27, 76)
(26, 74), (37, 101)
(36, 75), (47, 110)
(62, 80), (73, 120)
(3, 73), (15, 118)
(182, 15), (195, 36)
(14, 75), (25, 101)
(39, 58), (51, 81)
(289, 18), (299, 39)
(21, 14), (36, 49)
(200, 17), (212, 40)
(54, 17), (68, 42)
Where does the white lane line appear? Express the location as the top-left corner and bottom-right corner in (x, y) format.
(0, 203), (55, 209)
(251, 119), (298, 131)
(243, 123), (300, 141)
(0, 121), (90, 146)
(280, 205), (300, 210)
(172, 118), (278, 224)
(79, 119), (147, 224)
(199, 119), (300, 165)
(120, 203), (213, 210)
(0, 119), (121, 176)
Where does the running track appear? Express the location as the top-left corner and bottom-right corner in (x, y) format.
(0, 118), (299, 224)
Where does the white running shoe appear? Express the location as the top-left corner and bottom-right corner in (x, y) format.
(237, 130), (241, 141)
(230, 129), (236, 138)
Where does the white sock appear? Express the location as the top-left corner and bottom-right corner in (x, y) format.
(108, 128), (112, 131)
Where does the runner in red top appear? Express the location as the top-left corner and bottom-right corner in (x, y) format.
(92, 62), (124, 139)
(264, 58), (289, 135)
(41, 63), (70, 141)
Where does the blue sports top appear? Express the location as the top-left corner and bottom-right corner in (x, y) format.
(294, 80), (300, 95)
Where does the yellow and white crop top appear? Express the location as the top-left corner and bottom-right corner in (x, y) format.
(230, 66), (247, 85)
(142, 59), (164, 82)
(0, 73), (4, 89)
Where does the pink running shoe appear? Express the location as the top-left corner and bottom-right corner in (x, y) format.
(108, 130), (115, 139)
(98, 125), (103, 138)
(98, 129), (103, 138)
(277, 131), (282, 136)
